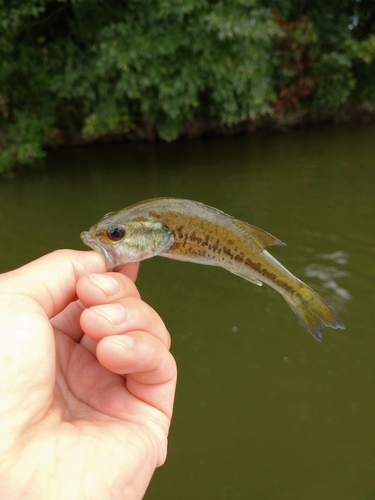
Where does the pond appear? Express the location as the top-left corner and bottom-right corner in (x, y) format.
(1, 123), (374, 499)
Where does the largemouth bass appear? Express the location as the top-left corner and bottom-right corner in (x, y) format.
(81, 197), (344, 341)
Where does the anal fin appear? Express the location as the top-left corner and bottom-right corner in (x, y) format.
(226, 266), (263, 286)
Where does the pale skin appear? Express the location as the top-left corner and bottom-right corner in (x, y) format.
(0, 249), (177, 500)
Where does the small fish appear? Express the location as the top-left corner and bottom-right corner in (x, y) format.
(81, 198), (345, 341)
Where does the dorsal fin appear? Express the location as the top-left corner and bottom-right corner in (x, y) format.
(233, 220), (286, 248)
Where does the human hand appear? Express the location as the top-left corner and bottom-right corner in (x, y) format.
(0, 250), (177, 500)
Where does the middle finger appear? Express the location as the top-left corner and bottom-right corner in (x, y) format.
(80, 296), (171, 349)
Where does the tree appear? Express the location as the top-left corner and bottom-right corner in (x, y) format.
(1, 0), (375, 175)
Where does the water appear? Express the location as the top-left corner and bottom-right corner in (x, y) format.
(1, 124), (375, 499)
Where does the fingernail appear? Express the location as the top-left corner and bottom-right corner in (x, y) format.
(88, 274), (120, 296)
(104, 335), (135, 350)
(91, 303), (127, 326)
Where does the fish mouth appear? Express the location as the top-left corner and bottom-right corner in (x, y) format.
(80, 230), (117, 270)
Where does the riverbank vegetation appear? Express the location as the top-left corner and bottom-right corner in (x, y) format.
(1, 0), (375, 175)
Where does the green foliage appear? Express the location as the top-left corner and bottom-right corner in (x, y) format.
(50, 0), (280, 140)
(0, 112), (55, 175)
(1, 0), (375, 174)
(345, 34), (375, 65)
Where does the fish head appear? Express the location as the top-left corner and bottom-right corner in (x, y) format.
(80, 213), (174, 271)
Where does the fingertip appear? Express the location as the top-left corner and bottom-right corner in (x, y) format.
(97, 331), (177, 420)
(77, 271), (140, 307)
(97, 335), (135, 374)
(97, 331), (176, 384)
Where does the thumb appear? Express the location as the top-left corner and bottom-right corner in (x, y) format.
(0, 250), (107, 440)
(0, 250), (106, 318)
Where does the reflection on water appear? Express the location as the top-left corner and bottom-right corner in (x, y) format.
(318, 250), (349, 264)
(1, 124), (375, 500)
(304, 250), (352, 301)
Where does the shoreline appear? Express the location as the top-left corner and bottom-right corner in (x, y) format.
(55, 104), (375, 148)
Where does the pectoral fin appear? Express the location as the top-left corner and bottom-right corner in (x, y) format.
(233, 220), (286, 248)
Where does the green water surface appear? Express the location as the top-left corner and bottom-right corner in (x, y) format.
(0, 124), (374, 499)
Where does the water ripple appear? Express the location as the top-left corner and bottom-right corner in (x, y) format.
(317, 250), (350, 265)
(304, 251), (352, 301)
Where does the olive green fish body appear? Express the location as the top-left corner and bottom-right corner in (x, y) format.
(81, 198), (344, 341)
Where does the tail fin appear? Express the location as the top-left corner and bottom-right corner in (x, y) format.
(286, 284), (345, 341)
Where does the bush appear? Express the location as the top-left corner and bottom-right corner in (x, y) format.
(1, 0), (375, 175)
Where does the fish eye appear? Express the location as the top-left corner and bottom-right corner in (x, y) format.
(106, 225), (125, 242)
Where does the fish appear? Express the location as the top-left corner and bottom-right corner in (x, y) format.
(80, 197), (345, 341)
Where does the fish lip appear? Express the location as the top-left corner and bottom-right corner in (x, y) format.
(80, 231), (117, 270)
(94, 244), (117, 270)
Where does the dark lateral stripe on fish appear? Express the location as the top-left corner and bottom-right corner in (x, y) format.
(169, 220), (298, 295)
